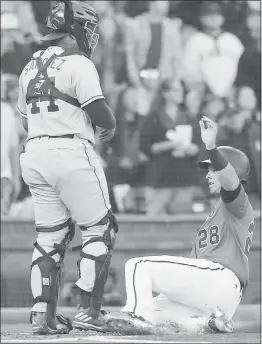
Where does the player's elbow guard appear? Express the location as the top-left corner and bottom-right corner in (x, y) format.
(84, 99), (116, 130)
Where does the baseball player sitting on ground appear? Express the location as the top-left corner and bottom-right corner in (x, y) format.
(105, 116), (255, 334)
(17, 0), (118, 335)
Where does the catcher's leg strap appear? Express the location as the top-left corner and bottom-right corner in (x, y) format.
(75, 211), (118, 307)
(31, 242), (63, 305)
(30, 219), (75, 320)
(76, 240), (112, 314)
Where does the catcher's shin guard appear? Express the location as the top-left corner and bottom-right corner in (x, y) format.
(30, 219), (75, 326)
(76, 210), (118, 316)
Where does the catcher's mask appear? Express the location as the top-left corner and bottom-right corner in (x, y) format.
(43, 0), (99, 59)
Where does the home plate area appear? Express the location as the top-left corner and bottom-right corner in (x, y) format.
(1, 325), (260, 344)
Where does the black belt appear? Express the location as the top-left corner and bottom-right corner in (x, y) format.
(29, 135), (93, 146)
(37, 134), (74, 139)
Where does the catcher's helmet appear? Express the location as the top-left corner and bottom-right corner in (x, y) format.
(42, 0), (99, 58)
(198, 146), (250, 183)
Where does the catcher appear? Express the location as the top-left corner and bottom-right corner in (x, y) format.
(17, 0), (118, 335)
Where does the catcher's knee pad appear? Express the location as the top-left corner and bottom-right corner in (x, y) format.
(31, 219), (75, 319)
(75, 210), (118, 293)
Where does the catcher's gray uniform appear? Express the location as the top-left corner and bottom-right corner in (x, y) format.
(17, 0), (118, 334)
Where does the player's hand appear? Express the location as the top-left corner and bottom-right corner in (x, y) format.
(199, 116), (218, 150)
(99, 128), (116, 142)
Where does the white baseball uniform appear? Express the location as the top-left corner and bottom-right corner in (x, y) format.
(122, 256), (242, 331)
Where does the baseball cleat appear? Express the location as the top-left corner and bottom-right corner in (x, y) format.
(105, 311), (153, 334)
(207, 309), (234, 333)
(31, 312), (72, 335)
(72, 308), (107, 332)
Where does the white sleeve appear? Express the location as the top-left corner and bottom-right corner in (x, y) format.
(72, 57), (105, 108)
(16, 75), (27, 118)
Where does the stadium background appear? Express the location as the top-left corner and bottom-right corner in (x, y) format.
(1, 0), (261, 310)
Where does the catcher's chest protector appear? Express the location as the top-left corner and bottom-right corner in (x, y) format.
(26, 50), (81, 111)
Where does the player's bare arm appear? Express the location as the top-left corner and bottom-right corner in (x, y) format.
(199, 116), (239, 191)
(83, 99), (116, 142)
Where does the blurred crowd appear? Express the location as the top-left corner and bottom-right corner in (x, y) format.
(1, 0), (261, 218)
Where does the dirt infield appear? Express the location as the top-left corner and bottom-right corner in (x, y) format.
(1, 324), (261, 344)
(2, 305), (260, 324)
(1, 306), (260, 343)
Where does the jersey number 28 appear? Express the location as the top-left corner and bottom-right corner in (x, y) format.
(198, 226), (220, 249)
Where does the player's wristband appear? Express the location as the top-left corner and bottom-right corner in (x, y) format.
(208, 147), (228, 171)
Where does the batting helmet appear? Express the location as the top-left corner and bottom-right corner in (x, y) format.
(198, 146), (250, 183)
(42, 0), (99, 58)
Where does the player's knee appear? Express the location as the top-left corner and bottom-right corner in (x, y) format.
(82, 241), (108, 256)
(32, 219), (75, 262)
(125, 258), (135, 269)
(81, 210), (118, 250)
(125, 257), (143, 271)
(36, 227), (69, 251)
(33, 229), (70, 261)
